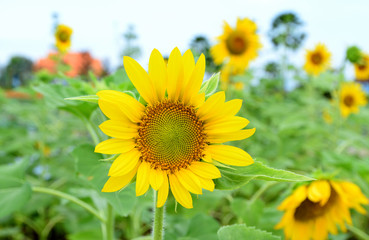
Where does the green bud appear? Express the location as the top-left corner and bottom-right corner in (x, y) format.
(346, 46), (362, 64)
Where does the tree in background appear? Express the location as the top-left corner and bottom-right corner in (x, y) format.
(121, 25), (141, 60)
(0, 56), (33, 89)
(268, 12), (306, 51)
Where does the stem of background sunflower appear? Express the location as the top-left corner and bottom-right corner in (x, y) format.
(153, 191), (165, 240)
(83, 117), (101, 146)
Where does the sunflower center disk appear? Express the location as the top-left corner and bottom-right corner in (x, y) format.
(136, 101), (206, 173)
(58, 31), (69, 42)
(294, 187), (337, 221)
(343, 95), (354, 107)
(226, 31), (248, 55)
(311, 52), (322, 65)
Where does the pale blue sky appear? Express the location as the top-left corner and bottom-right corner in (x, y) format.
(1, 0), (368, 76)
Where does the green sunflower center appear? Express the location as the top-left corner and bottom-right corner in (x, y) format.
(226, 31), (248, 55)
(58, 31), (70, 42)
(136, 100), (206, 173)
(343, 95), (355, 107)
(311, 52), (323, 65)
(294, 187), (337, 221)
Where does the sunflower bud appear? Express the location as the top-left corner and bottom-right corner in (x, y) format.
(346, 46), (362, 64)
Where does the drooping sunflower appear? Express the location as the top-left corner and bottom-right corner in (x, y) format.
(95, 48), (255, 209)
(304, 43), (331, 76)
(55, 24), (73, 52)
(276, 180), (368, 240)
(354, 54), (369, 81)
(339, 82), (367, 117)
(211, 18), (262, 70)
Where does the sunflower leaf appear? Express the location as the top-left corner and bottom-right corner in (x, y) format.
(218, 224), (281, 240)
(200, 72), (219, 96)
(65, 95), (99, 103)
(214, 161), (313, 190)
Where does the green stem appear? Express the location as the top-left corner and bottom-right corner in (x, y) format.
(347, 225), (369, 240)
(83, 117), (101, 145)
(105, 204), (115, 240)
(32, 186), (105, 222)
(153, 192), (165, 240)
(250, 182), (277, 204)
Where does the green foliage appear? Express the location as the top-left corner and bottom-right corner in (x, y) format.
(215, 161), (313, 190)
(0, 159), (31, 218)
(0, 56), (33, 89)
(200, 72), (219, 96)
(218, 224), (280, 240)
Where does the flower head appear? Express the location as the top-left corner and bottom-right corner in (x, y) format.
(304, 43), (331, 76)
(95, 48), (255, 208)
(354, 54), (369, 81)
(55, 24), (73, 52)
(211, 18), (262, 70)
(339, 82), (367, 117)
(276, 180), (368, 240)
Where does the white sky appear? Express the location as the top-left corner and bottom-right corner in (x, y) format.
(1, 0), (368, 74)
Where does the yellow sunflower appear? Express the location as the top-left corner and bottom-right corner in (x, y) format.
(211, 18), (262, 70)
(339, 82), (367, 117)
(304, 43), (331, 76)
(55, 24), (73, 52)
(95, 48), (255, 209)
(354, 54), (369, 81)
(276, 180), (368, 240)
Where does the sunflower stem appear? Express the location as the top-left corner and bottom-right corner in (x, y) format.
(105, 204), (115, 240)
(153, 192), (165, 240)
(347, 225), (369, 240)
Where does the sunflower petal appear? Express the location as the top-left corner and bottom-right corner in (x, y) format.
(176, 169), (202, 194)
(169, 174), (193, 209)
(207, 145), (253, 166)
(183, 54), (205, 104)
(95, 138), (135, 154)
(198, 176), (215, 192)
(108, 149), (141, 176)
(124, 56), (156, 105)
(98, 99), (129, 121)
(99, 120), (138, 139)
(167, 47), (183, 101)
(205, 116), (250, 134)
(197, 91), (225, 120)
(136, 161), (151, 196)
(188, 161), (221, 179)
(149, 49), (167, 101)
(102, 165), (138, 192)
(97, 90), (144, 122)
(207, 128), (255, 143)
(150, 168), (165, 191)
(157, 175), (169, 208)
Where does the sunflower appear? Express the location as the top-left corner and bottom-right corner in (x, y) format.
(55, 24), (73, 52)
(304, 43), (331, 76)
(276, 180), (368, 240)
(211, 18), (262, 70)
(95, 48), (255, 209)
(354, 54), (369, 81)
(339, 82), (367, 117)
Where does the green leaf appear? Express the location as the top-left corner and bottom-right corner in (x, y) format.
(185, 214), (220, 240)
(72, 144), (136, 216)
(0, 176), (32, 217)
(68, 229), (103, 240)
(217, 224), (281, 240)
(199, 73), (219, 96)
(215, 161), (313, 190)
(0, 158), (28, 179)
(65, 95), (99, 103)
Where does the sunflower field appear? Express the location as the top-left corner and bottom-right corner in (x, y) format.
(1, 6), (369, 240)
